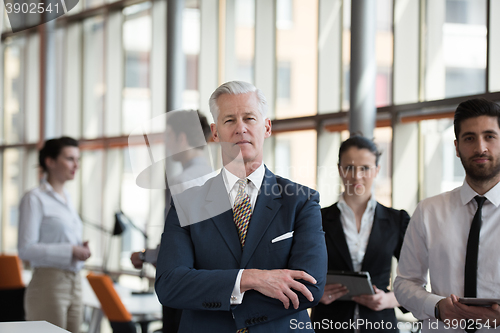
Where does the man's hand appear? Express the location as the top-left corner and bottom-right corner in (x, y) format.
(240, 269), (317, 310)
(351, 286), (399, 311)
(437, 296), (467, 322)
(72, 241), (91, 261)
(451, 294), (500, 326)
(130, 252), (144, 269)
(319, 283), (348, 305)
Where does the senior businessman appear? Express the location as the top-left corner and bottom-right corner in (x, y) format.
(155, 81), (327, 333)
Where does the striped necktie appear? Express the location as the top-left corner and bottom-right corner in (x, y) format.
(234, 179), (251, 333)
(233, 178), (252, 247)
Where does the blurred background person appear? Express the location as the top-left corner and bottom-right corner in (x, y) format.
(311, 136), (410, 332)
(130, 110), (213, 333)
(17, 136), (90, 333)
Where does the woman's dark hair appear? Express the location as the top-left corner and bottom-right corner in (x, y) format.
(338, 135), (382, 166)
(39, 136), (79, 172)
(454, 98), (500, 138)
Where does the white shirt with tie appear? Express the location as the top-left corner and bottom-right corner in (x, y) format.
(222, 163), (265, 305)
(394, 180), (500, 332)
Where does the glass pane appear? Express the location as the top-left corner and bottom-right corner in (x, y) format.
(83, 17), (105, 139)
(317, 129), (342, 207)
(376, 0), (393, 107)
(184, 1), (201, 109)
(3, 38), (25, 145)
(2, 148), (23, 253)
(275, 0), (318, 119)
(373, 127), (392, 207)
(420, 118), (463, 200)
(123, 3), (152, 135)
(342, 0), (351, 111)
(121, 146), (150, 269)
(425, 0), (487, 100)
(80, 150), (104, 268)
(26, 34), (40, 143)
(274, 130), (317, 190)
(224, 0), (255, 85)
(85, 0), (104, 10)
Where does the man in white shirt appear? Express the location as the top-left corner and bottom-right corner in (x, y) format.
(394, 98), (500, 332)
(155, 81), (327, 333)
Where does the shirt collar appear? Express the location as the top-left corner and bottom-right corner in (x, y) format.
(222, 162), (265, 193)
(338, 192), (377, 213)
(40, 177), (69, 204)
(460, 179), (500, 207)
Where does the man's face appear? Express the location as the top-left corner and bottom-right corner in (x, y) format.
(455, 115), (500, 182)
(210, 92), (272, 168)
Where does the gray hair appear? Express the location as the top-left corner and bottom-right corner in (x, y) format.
(209, 81), (268, 122)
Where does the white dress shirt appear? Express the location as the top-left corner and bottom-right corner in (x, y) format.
(337, 193), (377, 272)
(394, 180), (500, 332)
(222, 163), (265, 305)
(18, 178), (84, 272)
(338, 193), (377, 332)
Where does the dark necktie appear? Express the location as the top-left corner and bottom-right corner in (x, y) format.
(233, 179), (251, 333)
(464, 195), (486, 333)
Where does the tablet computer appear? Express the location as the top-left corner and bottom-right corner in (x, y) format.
(458, 298), (500, 307)
(326, 271), (375, 301)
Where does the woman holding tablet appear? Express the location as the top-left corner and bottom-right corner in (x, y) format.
(18, 137), (90, 333)
(311, 136), (410, 332)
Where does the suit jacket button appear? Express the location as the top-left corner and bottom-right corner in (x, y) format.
(245, 320), (251, 326)
(202, 302), (207, 307)
(217, 302), (221, 307)
(263, 316), (268, 321)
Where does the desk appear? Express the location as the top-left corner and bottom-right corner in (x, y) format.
(0, 321), (70, 333)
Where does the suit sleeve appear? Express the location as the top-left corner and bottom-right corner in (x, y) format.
(394, 209), (411, 260)
(230, 190), (327, 329)
(155, 202), (240, 311)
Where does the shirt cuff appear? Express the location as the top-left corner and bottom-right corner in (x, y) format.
(424, 294), (445, 319)
(230, 269), (245, 305)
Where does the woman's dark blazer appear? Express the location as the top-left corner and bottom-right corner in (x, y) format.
(311, 202), (410, 333)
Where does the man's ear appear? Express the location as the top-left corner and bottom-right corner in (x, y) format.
(455, 139), (459, 158)
(210, 123), (219, 142)
(264, 118), (272, 138)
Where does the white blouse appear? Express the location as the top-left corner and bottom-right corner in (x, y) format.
(18, 179), (84, 272)
(337, 193), (377, 272)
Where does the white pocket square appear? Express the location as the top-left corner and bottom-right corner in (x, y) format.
(271, 231), (294, 243)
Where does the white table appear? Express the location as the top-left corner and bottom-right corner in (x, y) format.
(0, 321), (70, 333)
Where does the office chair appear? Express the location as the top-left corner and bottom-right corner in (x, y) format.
(87, 273), (156, 333)
(0, 254), (25, 321)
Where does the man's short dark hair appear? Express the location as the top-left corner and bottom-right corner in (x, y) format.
(338, 135), (382, 166)
(167, 110), (211, 149)
(454, 98), (500, 139)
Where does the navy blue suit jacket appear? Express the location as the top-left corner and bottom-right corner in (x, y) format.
(311, 202), (410, 333)
(155, 167), (327, 333)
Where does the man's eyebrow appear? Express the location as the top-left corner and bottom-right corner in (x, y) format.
(460, 131), (476, 138)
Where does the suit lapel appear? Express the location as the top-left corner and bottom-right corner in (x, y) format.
(204, 174), (242, 263)
(361, 203), (387, 271)
(324, 204), (354, 271)
(240, 168), (282, 268)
